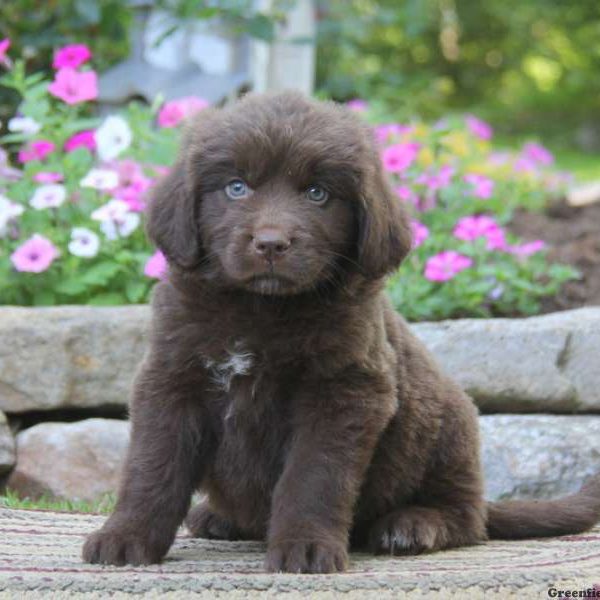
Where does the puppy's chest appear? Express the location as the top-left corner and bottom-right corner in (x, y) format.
(201, 340), (292, 419)
(203, 342), (256, 395)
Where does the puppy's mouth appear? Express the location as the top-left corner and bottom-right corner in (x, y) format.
(245, 273), (297, 295)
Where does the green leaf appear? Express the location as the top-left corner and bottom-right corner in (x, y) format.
(32, 290), (56, 306)
(55, 279), (88, 296)
(87, 292), (126, 306)
(80, 262), (122, 286)
(125, 280), (147, 303)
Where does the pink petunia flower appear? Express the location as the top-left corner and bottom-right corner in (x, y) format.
(157, 96), (210, 128)
(464, 173), (495, 199)
(382, 142), (420, 173)
(18, 140), (56, 163)
(424, 251), (473, 282)
(411, 220), (429, 248)
(144, 250), (168, 279)
(346, 99), (368, 112)
(106, 159), (154, 211)
(10, 234), (60, 273)
(454, 215), (507, 250)
(374, 123), (410, 144)
(112, 159), (144, 184)
(113, 177), (153, 212)
(514, 156), (537, 173)
(33, 171), (63, 183)
(64, 130), (96, 152)
(522, 142), (554, 166)
(508, 240), (546, 257)
(416, 165), (455, 192)
(466, 115), (493, 140)
(48, 68), (98, 105)
(394, 185), (419, 206)
(0, 38), (11, 68)
(53, 44), (92, 69)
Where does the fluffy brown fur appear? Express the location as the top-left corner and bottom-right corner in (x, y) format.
(82, 91), (600, 573)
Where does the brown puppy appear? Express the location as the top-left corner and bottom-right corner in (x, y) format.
(82, 91), (600, 573)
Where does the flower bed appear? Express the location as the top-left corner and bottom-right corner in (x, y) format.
(0, 40), (578, 320)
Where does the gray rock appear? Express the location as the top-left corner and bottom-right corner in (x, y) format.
(6, 414), (598, 504)
(7, 418), (129, 502)
(0, 410), (15, 474)
(0, 305), (599, 413)
(480, 414), (600, 501)
(413, 307), (600, 412)
(0, 305), (149, 412)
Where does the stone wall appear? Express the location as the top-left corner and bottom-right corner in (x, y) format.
(1, 306), (599, 503)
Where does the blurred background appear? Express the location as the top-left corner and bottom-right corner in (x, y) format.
(1, 0), (599, 176)
(0, 0), (600, 175)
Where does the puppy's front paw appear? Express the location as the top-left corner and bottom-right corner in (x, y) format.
(82, 529), (166, 566)
(265, 540), (348, 573)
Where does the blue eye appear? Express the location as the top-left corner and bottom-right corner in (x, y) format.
(225, 179), (250, 200)
(306, 184), (329, 205)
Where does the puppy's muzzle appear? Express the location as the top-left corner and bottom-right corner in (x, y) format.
(253, 228), (292, 263)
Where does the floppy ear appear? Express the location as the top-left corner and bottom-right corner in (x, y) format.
(146, 162), (201, 269)
(356, 153), (413, 279)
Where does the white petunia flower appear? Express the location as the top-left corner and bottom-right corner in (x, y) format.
(29, 184), (67, 210)
(68, 227), (100, 258)
(80, 168), (119, 191)
(91, 198), (140, 240)
(0, 194), (24, 237)
(91, 198), (129, 222)
(95, 115), (132, 161)
(100, 213), (140, 240)
(8, 116), (41, 135)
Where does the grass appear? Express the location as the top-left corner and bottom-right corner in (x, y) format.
(0, 488), (115, 514)
(552, 148), (600, 182)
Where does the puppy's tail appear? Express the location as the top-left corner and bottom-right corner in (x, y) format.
(486, 474), (600, 539)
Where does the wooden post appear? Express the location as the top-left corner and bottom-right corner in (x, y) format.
(251, 0), (316, 95)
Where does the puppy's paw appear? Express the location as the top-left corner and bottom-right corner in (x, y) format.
(185, 502), (237, 540)
(369, 507), (449, 555)
(82, 529), (166, 566)
(265, 540), (348, 574)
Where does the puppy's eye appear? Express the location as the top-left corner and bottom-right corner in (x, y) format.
(306, 184), (329, 205)
(225, 179), (250, 200)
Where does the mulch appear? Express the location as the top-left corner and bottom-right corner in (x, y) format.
(0, 508), (599, 598)
(509, 200), (600, 313)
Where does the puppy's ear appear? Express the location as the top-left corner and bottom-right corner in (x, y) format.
(356, 152), (413, 279)
(146, 162), (201, 269)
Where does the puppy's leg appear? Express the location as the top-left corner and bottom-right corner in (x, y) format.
(368, 395), (487, 555)
(82, 367), (209, 566)
(186, 501), (241, 540)
(265, 372), (396, 574)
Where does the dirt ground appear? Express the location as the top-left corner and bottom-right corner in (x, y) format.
(510, 200), (600, 314)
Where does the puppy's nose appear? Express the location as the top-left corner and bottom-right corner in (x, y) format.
(253, 228), (291, 260)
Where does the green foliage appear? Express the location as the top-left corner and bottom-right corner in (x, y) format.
(316, 0), (600, 144)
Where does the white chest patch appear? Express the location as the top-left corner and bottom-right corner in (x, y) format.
(204, 346), (254, 392)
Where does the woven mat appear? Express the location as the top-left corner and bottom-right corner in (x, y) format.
(0, 508), (599, 598)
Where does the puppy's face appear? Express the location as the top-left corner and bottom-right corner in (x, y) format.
(147, 92), (412, 295)
(199, 170), (355, 295)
